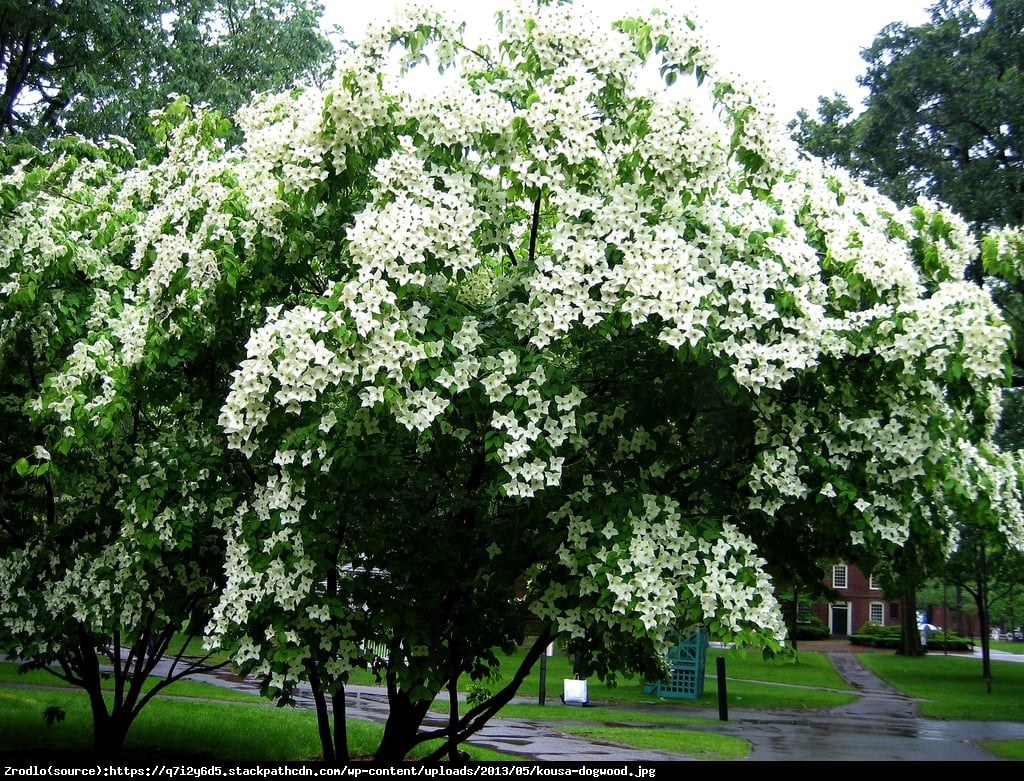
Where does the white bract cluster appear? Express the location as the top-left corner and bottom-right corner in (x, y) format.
(0, 428), (227, 661)
(532, 494), (786, 656)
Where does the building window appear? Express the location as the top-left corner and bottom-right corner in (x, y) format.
(869, 602), (884, 624)
(832, 564), (848, 589)
(869, 574), (881, 590)
(889, 602), (900, 621)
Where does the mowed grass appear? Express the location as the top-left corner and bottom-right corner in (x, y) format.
(484, 644), (857, 714)
(0, 677), (510, 762)
(4, 644), (1024, 762)
(557, 724), (747, 760)
(858, 651), (1024, 720)
(0, 685), (323, 761)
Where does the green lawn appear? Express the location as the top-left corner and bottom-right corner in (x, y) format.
(0, 686), (324, 762)
(0, 678), (507, 762)
(989, 640), (1024, 655)
(858, 651), (1024, 720)
(484, 644), (859, 713)
(3, 644), (1023, 763)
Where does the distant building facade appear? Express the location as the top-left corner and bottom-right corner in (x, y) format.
(804, 563), (981, 638)
(807, 563), (900, 637)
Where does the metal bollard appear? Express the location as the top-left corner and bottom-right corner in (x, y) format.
(717, 656), (728, 721)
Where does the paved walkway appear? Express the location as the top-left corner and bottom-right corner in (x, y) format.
(182, 642), (1024, 762)
(677, 647), (1024, 761)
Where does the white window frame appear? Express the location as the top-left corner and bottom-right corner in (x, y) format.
(869, 574), (881, 591)
(869, 602), (885, 625)
(832, 564), (848, 590)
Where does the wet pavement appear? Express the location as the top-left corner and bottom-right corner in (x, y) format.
(666, 647), (1024, 762)
(181, 642), (1024, 762)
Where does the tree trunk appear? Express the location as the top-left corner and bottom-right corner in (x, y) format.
(69, 619), (223, 760)
(308, 666), (352, 765)
(978, 598), (993, 692)
(73, 632), (132, 759)
(975, 564), (992, 692)
(374, 628), (553, 763)
(331, 688), (348, 762)
(419, 628), (554, 763)
(788, 586), (799, 651)
(446, 675), (461, 763)
(896, 581), (924, 657)
(375, 685), (431, 763)
(310, 677), (335, 764)
(90, 710), (132, 761)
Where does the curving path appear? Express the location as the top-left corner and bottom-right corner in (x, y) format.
(664, 649), (1024, 761)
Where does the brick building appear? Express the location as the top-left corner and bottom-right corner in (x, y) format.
(806, 563), (901, 636)
(804, 562), (982, 638)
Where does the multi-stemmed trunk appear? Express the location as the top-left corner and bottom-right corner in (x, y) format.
(53, 618), (227, 760)
(372, 627), (553, 763)
(309, 666), (349, 763)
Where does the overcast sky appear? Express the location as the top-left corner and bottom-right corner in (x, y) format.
(320, 0), (935, 122)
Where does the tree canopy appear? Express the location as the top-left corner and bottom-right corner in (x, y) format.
(790, 0), (1024, 237)
(1, 0), (333, 154)
(3, 0), (1024, 763)
(790, 1), (1024, 659)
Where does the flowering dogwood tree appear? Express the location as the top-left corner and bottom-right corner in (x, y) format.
(0, 112), (263, 757)
(207, 0), (1021, 760)
(3, 0), (1023, 764)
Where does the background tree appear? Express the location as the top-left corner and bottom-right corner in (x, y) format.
(3, 0), (1022, 764)
(0, 0), (333, 154)
(791, 0), (1024, 238)
(858, 528), (948, 656)
(944, 522), (1024, 688)
(790, 0), (1024, 656)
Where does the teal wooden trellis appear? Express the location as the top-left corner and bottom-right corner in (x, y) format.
(642, 627), (708, 699)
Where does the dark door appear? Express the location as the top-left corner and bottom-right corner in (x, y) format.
(831, 604), (849, 636)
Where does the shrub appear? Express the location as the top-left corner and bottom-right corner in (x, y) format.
(850, 622), (900, 648)
(793, 620), (830, 641)
(849, 623), (974, 651)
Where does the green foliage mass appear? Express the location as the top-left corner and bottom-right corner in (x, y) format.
(791, 0), (1024, 236)
(1, 0), (334, 156)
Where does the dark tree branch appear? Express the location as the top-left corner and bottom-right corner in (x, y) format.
(528, 191), (541, 265)
(416, 626), (553, 761)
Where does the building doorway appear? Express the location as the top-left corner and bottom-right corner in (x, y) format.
(830, 603), (850, 637)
